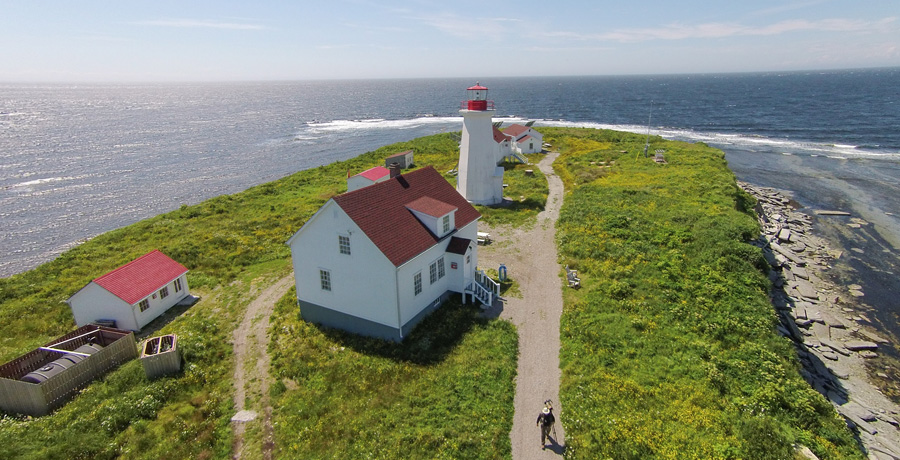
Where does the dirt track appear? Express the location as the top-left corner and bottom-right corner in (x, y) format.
(479, 151), (568, 458)
(231, 274), (293, 460)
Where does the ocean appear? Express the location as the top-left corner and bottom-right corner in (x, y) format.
(2, 69), (899, 340)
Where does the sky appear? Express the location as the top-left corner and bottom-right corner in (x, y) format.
(1, 1), (897, 82)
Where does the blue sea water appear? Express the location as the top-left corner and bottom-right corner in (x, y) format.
(1, 69), (898, 289)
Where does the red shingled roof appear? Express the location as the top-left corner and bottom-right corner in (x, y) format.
(357, 166), (390, 181)
(446, 237), (472, 255)
(93, 250), (188, 305)
(502, 124), (530, 138)
(493, 126), (511, 144)
(406, 196), (457, 217)
(517, 134), (533, 143)
(333, 167), (480, 267)
(386, 150), (412, 159)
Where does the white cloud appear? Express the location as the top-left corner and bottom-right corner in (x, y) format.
(411, 13), (521, 40)
(137, 19), (266, 30)
(547, 17), (898, 43)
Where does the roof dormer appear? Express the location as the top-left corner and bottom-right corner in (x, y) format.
(405, 196), (457, 238)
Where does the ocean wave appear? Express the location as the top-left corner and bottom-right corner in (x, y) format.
(7, 174), (96, 190)
(294, 115), (900, 162)
(530, 119), (900, 161)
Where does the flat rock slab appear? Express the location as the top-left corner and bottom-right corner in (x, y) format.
(820, 338), (852, 356)
(231, 410), (258, 422)
(793, 278), (819, 300)
(844, 340), (879, 351)
(814, 210), (851, 216)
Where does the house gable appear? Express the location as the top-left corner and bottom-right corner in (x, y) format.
(406, 196), (457, 238)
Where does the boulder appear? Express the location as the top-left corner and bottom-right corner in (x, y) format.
(778, 228), (793, 242)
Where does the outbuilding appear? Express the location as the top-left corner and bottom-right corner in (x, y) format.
(503, 124), (544, 154)
(384, 149), (414, 169)
(66, 250), (190, 331)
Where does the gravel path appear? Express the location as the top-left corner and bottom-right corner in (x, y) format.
(480, 151), (567, 458)
(231, 274), (294, 460)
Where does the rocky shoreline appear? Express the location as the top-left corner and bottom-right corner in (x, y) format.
(741, 182), (900, 459)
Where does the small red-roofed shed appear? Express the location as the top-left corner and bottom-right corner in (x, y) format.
(67, 250), (191, 331)
(347, 166), (391, 192)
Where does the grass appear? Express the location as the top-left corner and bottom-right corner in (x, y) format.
(267, 288), (518, 459)
(547, 127), (862, 459)
(0, 126), (864, 458)
(0, 132), (531, 459)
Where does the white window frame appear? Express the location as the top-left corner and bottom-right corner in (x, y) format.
(442, 215), (450, 234)
(320, 269), (332, 292)
(174, 278), (182, 293)
(414, 272), (422, 295)
(338, 234), (351, 255)
(437, 257), (445, 279)
(429, 262), (437, 284)
(159, 286), (169, 299)
(138, 299), (150, 312)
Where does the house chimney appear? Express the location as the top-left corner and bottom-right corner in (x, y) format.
(389, 162), (401, 179)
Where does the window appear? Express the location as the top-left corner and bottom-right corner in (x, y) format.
(174, 278), (182, 293)
(466, 254), (471, 264)
(159, 287), (169, 299)
(414, 272), (422, 295)
(139, 299), (150, 312)
(320, 269), (331, 291)
(437, 257), (445, 279)
(339, 235), (350, 255)
(429, 262), (438, 284)
(442, 215), (450, 234)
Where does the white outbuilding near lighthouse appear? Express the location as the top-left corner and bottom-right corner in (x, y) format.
(66, 250), (191, 331)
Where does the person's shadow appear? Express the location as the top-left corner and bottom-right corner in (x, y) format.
(544, 433), (566, 455)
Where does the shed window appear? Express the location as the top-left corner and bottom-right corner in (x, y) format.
(159, 287), (169, 299)
(414, 272), (422, 295)
(339, 235), (351, 255)
(320, 269), (332, 291)
(174, 278), (183, 293)
(139, 299), (150, 312)
(442, 215), (450, 234)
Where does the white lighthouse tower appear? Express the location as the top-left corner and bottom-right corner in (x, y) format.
(457, 83), (504, 205)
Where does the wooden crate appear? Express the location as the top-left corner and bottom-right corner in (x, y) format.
(140, 334), (181, 379)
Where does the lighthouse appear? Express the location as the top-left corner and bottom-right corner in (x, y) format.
(457, 83), (504, 205)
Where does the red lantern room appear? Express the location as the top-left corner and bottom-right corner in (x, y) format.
(463, 82), (494, 111)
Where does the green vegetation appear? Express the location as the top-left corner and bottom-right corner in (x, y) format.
(547, 127), (861, 459)
(0, 132), (525, 459)
(0, 125), (863, 459)
(267, 288), (517, 459)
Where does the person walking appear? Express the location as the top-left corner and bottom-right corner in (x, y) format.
(536, 401), (556, 449)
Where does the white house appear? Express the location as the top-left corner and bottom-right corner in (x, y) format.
(347, 165), (391, 192)
(503, 124), (544, 154)
(66, 250), (190, 331)
(286, 166), (487, 341)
